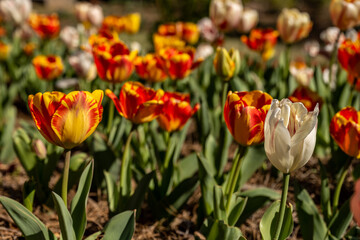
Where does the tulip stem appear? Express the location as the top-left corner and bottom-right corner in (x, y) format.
(274, 173), (290, 240)
(332, 161), (350, 213)
(61, 149), (71, 207)
(225, 146), (246, 214)
(106, 84), (115, 135)
(222, 81), (229, 120)
(328, 30), (342, 90)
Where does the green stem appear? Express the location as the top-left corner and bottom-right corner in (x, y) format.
(61, 149), (71, 207)
(106, 84), (115, 134)
(225, 146), (246, 214)
(274, 173), (290, 240)
(222, 81), (229, 120)
(332, 166), (349, 212)
(328, 31), (342, 89)
(119, 130), (134, 195)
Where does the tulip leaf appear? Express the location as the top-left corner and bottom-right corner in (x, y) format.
(175, 153), (198, 184)
(0, 106), (16, 163)
(23, 180), (36, 212)
(213, 185), (227, 222)
(198, 154), (218, 216)
(200, 217), (243, 240)
(0, 196), (56, 240)
(52, 192), (76, 240)
(199, 97), (211, 141)
(329, 199), (352, 238)
(345, 226), (360, 239)
(228, 195), (247, 226)
(237, 146), (266, 189)
(319, 160), (332, 223)
(84, 231), (101, 240)
(338, 83), (351, 109)
(259, 200), (293, 240)
(120, 131), (134, 198)
(103, 210), (135, 240)
(237, 188), (280, 225)
(165, 176), (198, 211)
(295, 187), (327, 240)
(172, 120), (191, 163)
(12, 128), (37, 174)
(216, 127), (232, 178)
(70, 161), (94, 240)
(104, 170), (119, 213)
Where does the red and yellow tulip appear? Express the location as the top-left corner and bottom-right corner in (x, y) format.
(28, 13), (60, 39)
(92, 40), (137, 83)
(330, 107), (360, 158)
(32, 55), (64, 81)
(153, 33), (186, 52)
(288, 86), (322, 112)
(28, 90), (104, 149)
(157, 22), (199, 45)
(338, 39), (360, 91)
(224, 90), (273, 146)
(134, 54), (168, 83)
(0, 41), (10, 60)
(241, 28), (279, 61)
(159, 47), (202, 80)
(105, 81), (164, 124)
(101, 13), (141, 34)
(157, 92), (200, 132)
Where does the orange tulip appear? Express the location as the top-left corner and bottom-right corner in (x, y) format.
(288, 86), (322, 112)
(134, 54), (167, 82)
(241, 28), (278, 61)
(28, 13), (60, 39)
(157, 92), (200, 132)
(289, 60), (314, 87)
(330, 106), (360, 158)
(0, 41), (10, 60)
(89, 29), (119, 47)
(338, 39), (360, 91)
(224, 90), (273, 146)
(159, 47), (202, 80)
(92, 40), (137, 83)
(157, 22), (199, 44)
(105, 81), (164, 124)
(28, 90), (103, 149)
(101, 13), (141, 34)
(153, 33), (186, 52)
(32, 55), (64, 81)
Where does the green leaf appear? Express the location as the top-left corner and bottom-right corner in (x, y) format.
(103, 210), (135, 240)
(260, 200), (293, 240)
(13, 128), (37, 174)
(200, 217), (242, 240)
(237, 188), (280, 225)
(198, 154), (217, 216)
(104, 171), (119, 213)
(216, 127), (232, 177)
(175, 153), (198, 183)
(126, 171), (154, 213)
(52, 192), (76, 240)
(228, 196), (247, 226)
(213, 185), (227, 222)
(0, 196), (55, 240)
(84, 231), (101, 240)
(172, 120), (191, 163)
(329, 199), (352, 238)
(120, 132), (134, 198)
(165, 176), (199, 211)
(295, 187), (327, 240)
(23, 181), (36, 212)
(345, 226), (360, 239)
(319, 161), (331, 223)
(0, 106), (16, 163)
(70, 161), (94, 240)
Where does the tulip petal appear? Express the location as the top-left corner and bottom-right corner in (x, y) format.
(51, 91), (101, 149)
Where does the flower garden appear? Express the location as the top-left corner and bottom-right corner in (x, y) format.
(0, 0), (360, 239)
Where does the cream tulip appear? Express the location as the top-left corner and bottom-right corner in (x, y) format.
(237, 8), (259, 33)
(209, 0), (243, 32)
(264, 99), (319, 173)
(330, 0), (360, 30)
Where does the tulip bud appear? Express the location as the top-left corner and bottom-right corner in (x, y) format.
(237, 8), (258, 33)
(213, 47), (239, 80)
(32, 139), (47, 159)
(277, 8), (312, 44)
(289, 61), (314, 87)
(330, 0), (360, 30)
(264, 99), (319, 173)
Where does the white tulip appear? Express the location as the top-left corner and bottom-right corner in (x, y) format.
(0, 0), (32, 25)
(60, 26), (80, 50)
(264, 99), (319, 173)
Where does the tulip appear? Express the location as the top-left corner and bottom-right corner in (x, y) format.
(213, 47), (240, 80)
(32, 55), (64, 81)
(153, 34), (186, 52)
(209, 0), (243, 32)
(182, 22), (200, 44)
(351, 179), (360, 225)
(32, 139), (47, 159)
(75, 2), (103, 28)
(0, 0), (32, 25)
(157, 22), (199, 44)
(197, 17), (220, 43)
(28, 90), (103, 149)
(68, 51), (97, 82)
(0, 41), (11, 60)
(92, 40), (137, 83)
(330, 107), (360, 158)
(289, 60), (314, 87)
(224, 90), (273, 146)
(23, 42), (36, 56)
(338, 38), (360, 91)
(288, 86), (322, 111)
(277, 8), (312, 44)
(330, 0), (360, 30)
(195, 43), (214, 61)
(157, 92), (200, 132)
(241, 28), (279, 61)
(159, 47), (202, 80)
(28, 13), (60, 39)
(304, 40), (320, 58)
(237, 8), (259, 33)
(134, 54), (168, 83)
(60, 26), (80, 50)
(123, 13), (141, 34)
(264, 99), (319, 173)
(105, 82), (164, 124)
